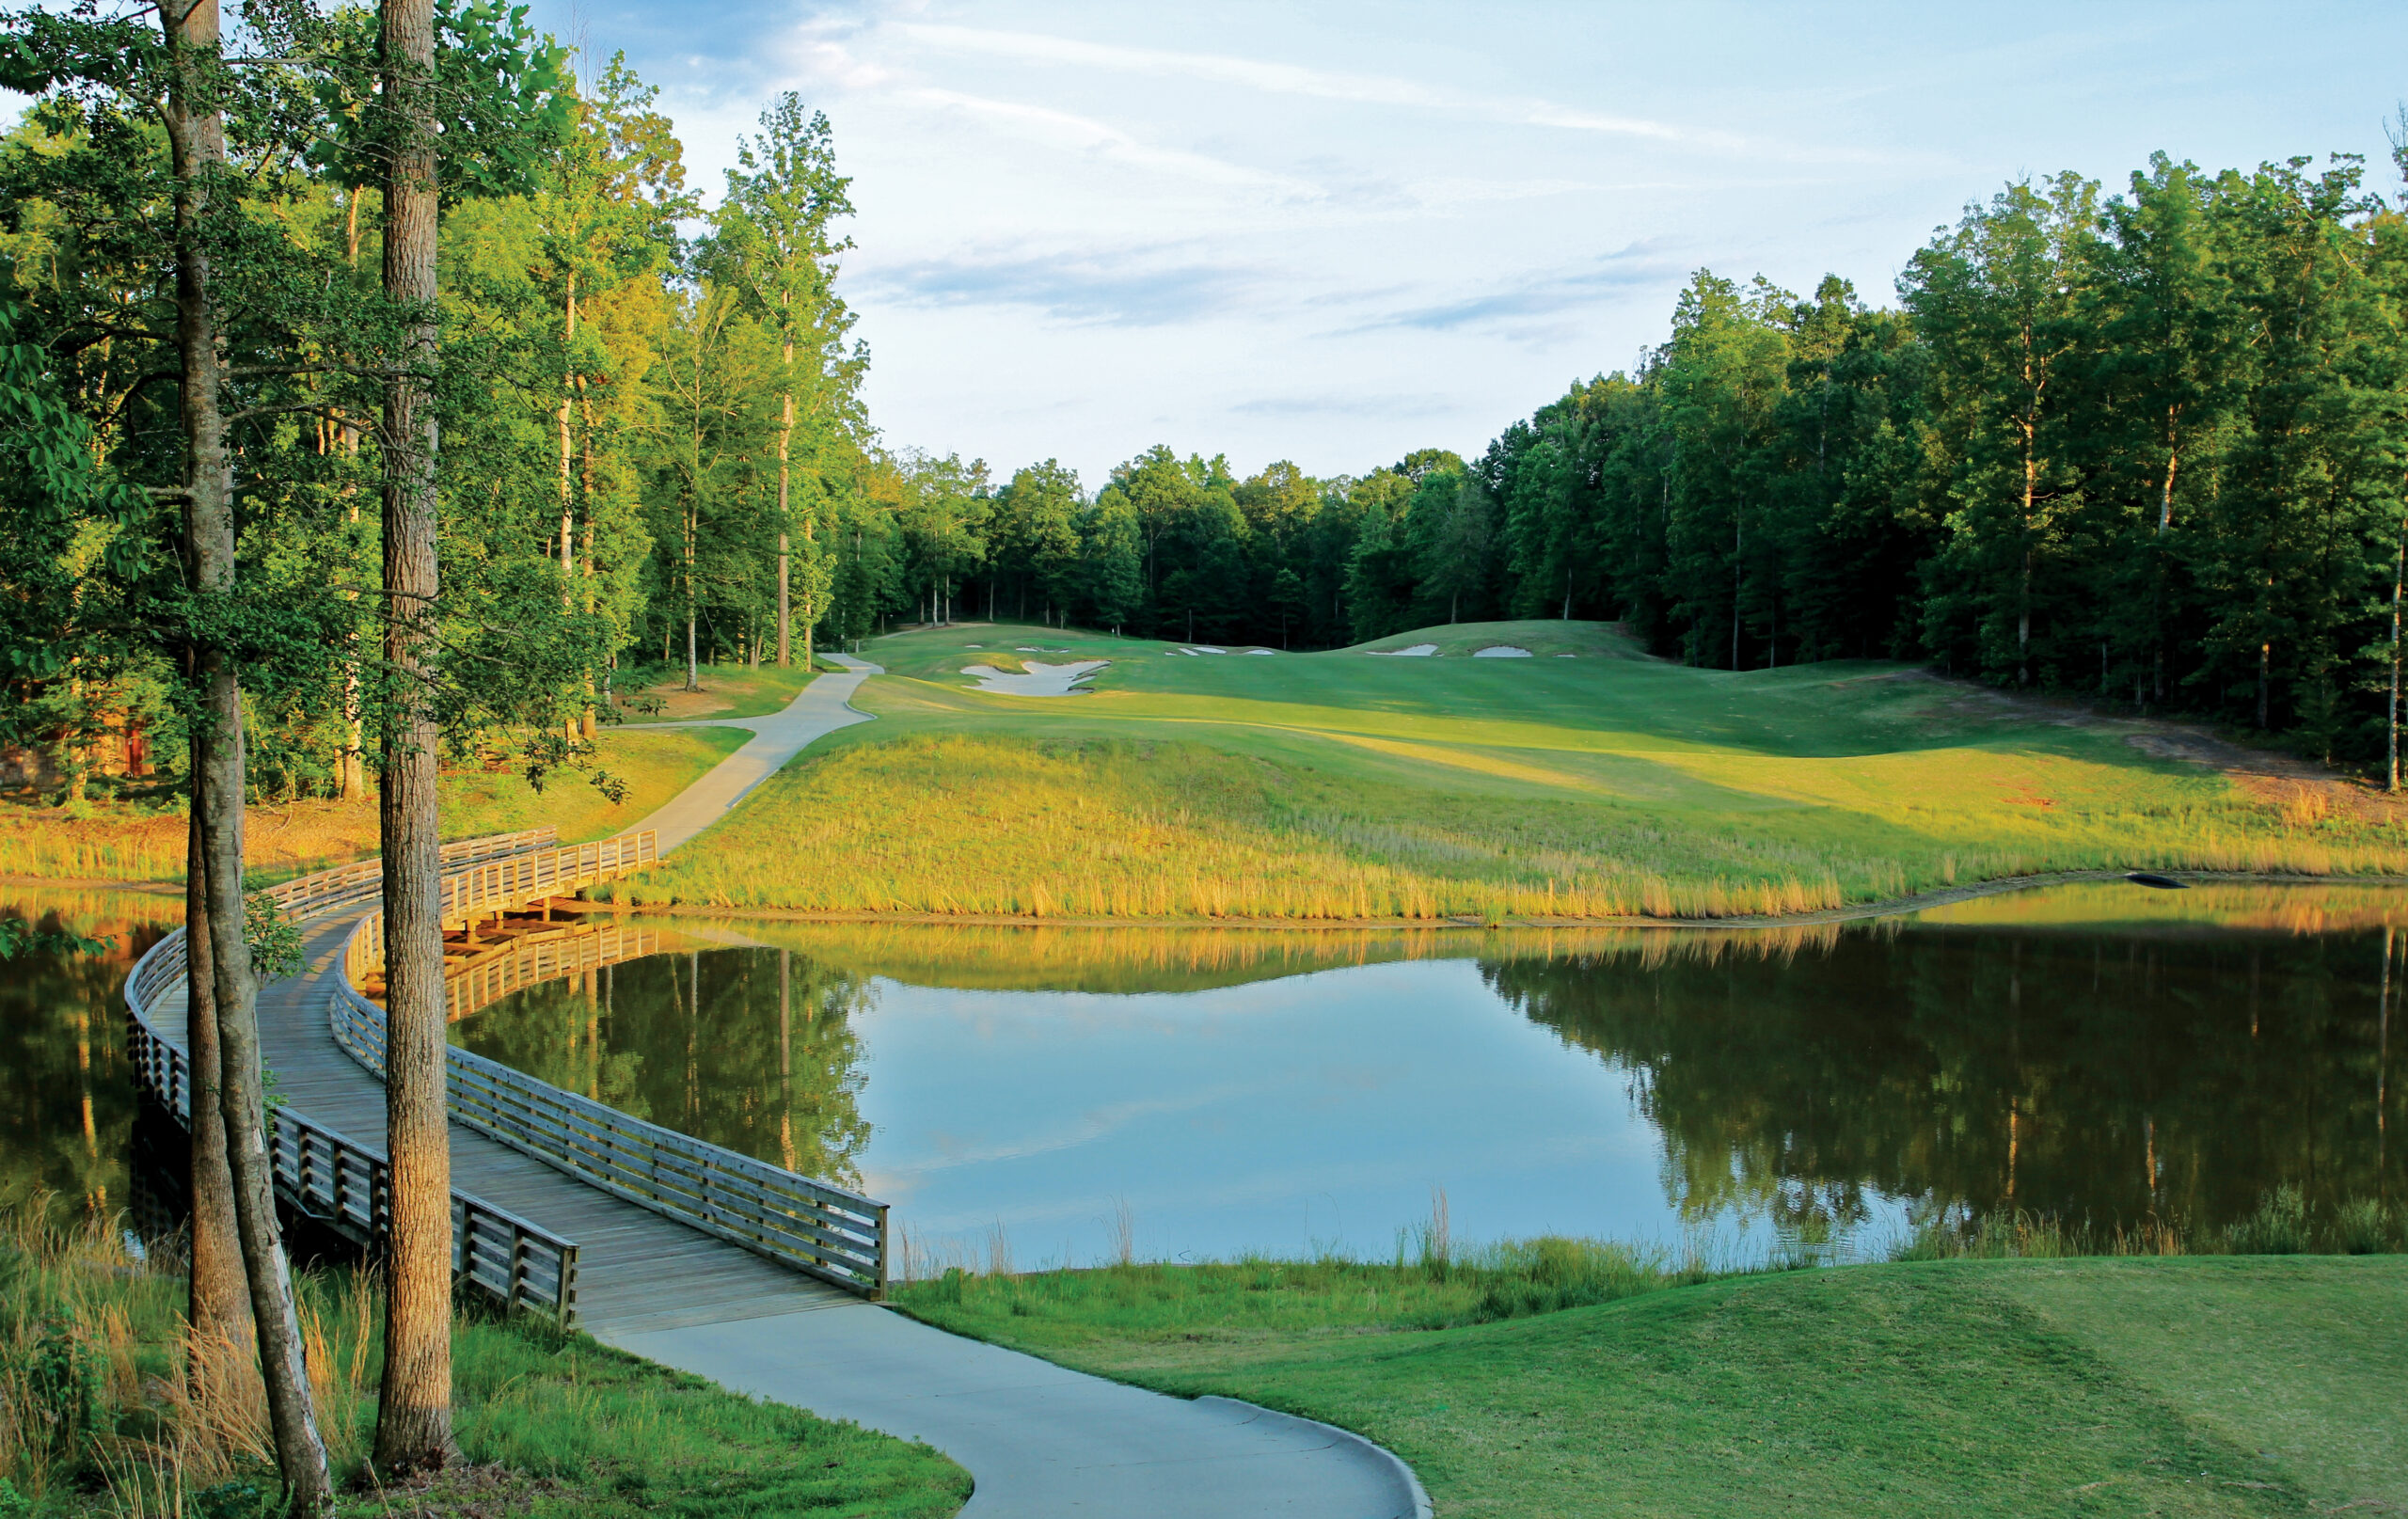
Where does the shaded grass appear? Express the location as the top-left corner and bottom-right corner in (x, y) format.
(0, 728), (747, 887)
(621, 664), (816, 720)
(0, 1204), (969, 1517)
(898, 1249), (2408, 1518)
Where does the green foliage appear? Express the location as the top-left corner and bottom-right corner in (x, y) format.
(0, 918), (107, 960)
(242, 890), (306, 981)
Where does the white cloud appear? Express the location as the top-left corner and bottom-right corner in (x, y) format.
(896, 23), (1703, 144)
(903, 87), (1325, 197)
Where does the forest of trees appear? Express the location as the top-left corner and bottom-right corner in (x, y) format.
(15, 82), (2408, 798)
(959, 151), (2408, 774)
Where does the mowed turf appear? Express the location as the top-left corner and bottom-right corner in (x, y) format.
(622, 620), (2408, 922)
(897, 1256), (2408, 1519)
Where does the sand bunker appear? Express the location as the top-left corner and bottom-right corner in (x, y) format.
(1246, 649), (1276, 656)
(1373, 644), (1440, 657)
(1473, 645), (1533, 657)
(962, 659), (1107, 696)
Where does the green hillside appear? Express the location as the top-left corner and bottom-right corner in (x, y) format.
(610, 620), (2404, 923)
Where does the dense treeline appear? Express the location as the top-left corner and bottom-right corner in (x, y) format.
(0, 46), (983, 804)
(957, 149), (2408, 771)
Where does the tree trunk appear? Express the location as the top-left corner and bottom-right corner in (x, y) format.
(578, 389), (596, 737)
(777, 333), (792, 667)
(557, 274), (575, 605)
(373, 0), (455, 1471)
(164, 2), (334, 1507)
(2393, 519), (2404, 793)
(182, 731), (246, 1392)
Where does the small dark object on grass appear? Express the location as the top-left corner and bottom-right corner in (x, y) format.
(2125, 872), (2187, 890)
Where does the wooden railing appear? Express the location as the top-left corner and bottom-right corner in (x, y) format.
(328, 825), (889, 1298)
(440, 922), (668, 1024)
(341, 830), (657, 989)
(120, 897), (581, 1321)
(330, 968), (890, 1299)
(437, 832), (656, 929)
(262, 828), (562, 923)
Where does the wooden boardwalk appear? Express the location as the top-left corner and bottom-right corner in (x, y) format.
(128, 669), (1428, 1515)
(149, 907), (854, 1335)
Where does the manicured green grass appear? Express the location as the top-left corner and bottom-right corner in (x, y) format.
(0, 1209), (969, 1517)
(0, 726), (747, 886)
(621, 619), (2408, 922)
(898, 1255), (2407, 1518)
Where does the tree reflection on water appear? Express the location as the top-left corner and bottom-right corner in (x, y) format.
(456, 944), (876, 1189)
(1486, 921), (2400, 1236)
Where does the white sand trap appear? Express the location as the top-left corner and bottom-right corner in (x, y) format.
(1373, 643), (1440, 657)
(1246, 648), (1276, 656)
(962, 659), (1107, 696)
(1557, 654), (1576, 658)
(1192, 645), (1228, 655)
(1473, 645), (1533, 658)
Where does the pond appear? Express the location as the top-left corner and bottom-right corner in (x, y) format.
(454, 882), (2404, 1272)
(0, 888), (181, 1222)
(5, 882), (2400, 1272)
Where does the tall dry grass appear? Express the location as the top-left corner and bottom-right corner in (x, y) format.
(0, 1200), (377, 1516)
(623, 734), (2408, 923)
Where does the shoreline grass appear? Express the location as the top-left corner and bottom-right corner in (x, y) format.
(0, 1203), (968, 1518)
(894, 1197), (2408, 1518)
(617, 728), (2408, 923)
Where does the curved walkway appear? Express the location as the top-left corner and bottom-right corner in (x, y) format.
(217, 659), (1426, 1518)
(620, 656), (880, 851)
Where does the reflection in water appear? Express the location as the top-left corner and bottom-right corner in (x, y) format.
(0, 890), (180, 1221)
(7, 881), (2400, 1268)
(1489, 926), (2397, 1237)
(451, 885), (2405, 1267)
(457, 945), (874, 1188)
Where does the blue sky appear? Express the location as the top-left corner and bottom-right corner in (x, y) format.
(484, 3), (2407, 482)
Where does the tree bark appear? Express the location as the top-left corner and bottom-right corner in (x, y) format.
(182, 730), (247, 1388)
(373, 0), (454, 1472)
(777, 331), (792, 667)
(557, 276), (576, 605)
(2391, 519), (2402, 793)
(164, 2), (334, 1507)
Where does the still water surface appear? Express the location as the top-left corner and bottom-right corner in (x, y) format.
(4, 884), (2400, 1269)
(452, 884), (2406, 1270)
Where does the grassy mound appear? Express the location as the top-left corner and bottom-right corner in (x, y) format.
(622, 662), (816, 720)
(899, 1253), (2408, 1517)
(1341, 618), (1645, 657)
(625, 622), (2408, 922)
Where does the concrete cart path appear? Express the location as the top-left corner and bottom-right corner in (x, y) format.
(606, 1303), (1425, 1519)
(624, 656), (879, 853)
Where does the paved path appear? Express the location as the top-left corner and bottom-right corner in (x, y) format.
(201, 651), (1425, 1516)
(622, 657), (880, 851)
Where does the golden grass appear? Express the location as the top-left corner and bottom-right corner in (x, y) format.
(0, 727), (746, 886)
(627, 620), (2408, 923)
(622, 727), (2408, 923)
